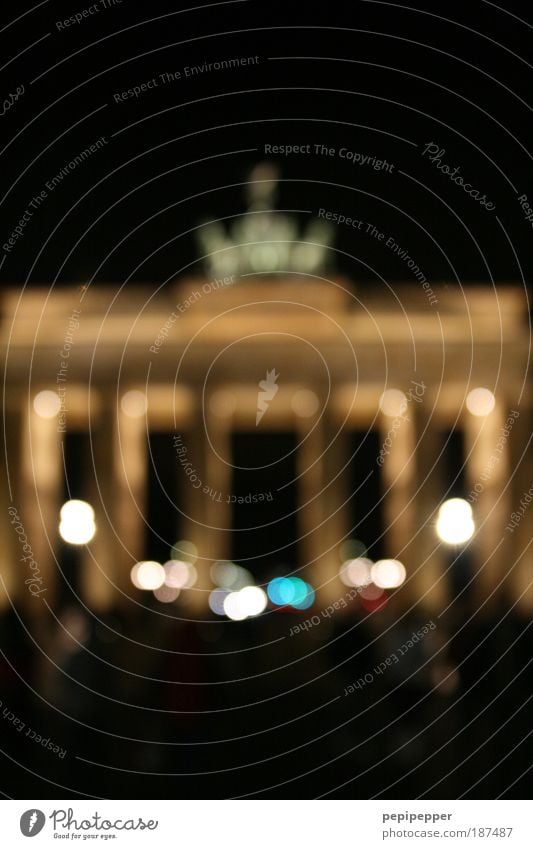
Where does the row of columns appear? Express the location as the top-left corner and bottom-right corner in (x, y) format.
(1, 386), (531, 620)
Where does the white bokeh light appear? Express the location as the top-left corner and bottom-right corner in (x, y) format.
(121, 390), (148, 418)
(59, 500), (96, 545)
(130, 561), (165, 590)
(222, 585), (267, 619)
(436, 498), (475, 545)
(238, 585), (268, 616)
(466, 387), (496, 417)
(339, 557), (373, 588)
(379, 389), (408, 418)
(223, 591), (248, 621)
(371, 559), (406, 589)
(33, 390), (61, 418)
(163, 560), (191, 589)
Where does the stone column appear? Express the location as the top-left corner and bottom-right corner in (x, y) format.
(79, 398), (118, 611)
(378, 400), (418, 607)
(411, 407), (449, 615)
(464, 401), (511, 612)
(318, 425), (351, 606)
(188, 391), (235, 612)
(0, 408), (22, 610)
(183, 414), (221, 613)
(505, 403), (532, 614)
(296, 414), (331, 602)
(19, 400), (63, 612)
(113, 401), (147, 598)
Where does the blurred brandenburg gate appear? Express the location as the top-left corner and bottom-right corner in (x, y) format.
(1, 274), (531, 618)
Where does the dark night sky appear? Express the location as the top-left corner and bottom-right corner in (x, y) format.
(1, 0), (532, 290)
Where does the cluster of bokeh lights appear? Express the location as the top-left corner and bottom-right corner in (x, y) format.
(44, 383), (483, 623)
(208, 561), (269, 620)
(130, 540), (198, 602)
(266, 576), (315, 609)
(338, 539), (407, 611)
(208, 561), (316, 619)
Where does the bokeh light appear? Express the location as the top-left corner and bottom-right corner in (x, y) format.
(359, 582), (385, 600)
(153, 585), (180, 603)
(130, 561), (165, 590)
(288, 577), (307, 606)
(171, 540), (198, 564)
(267, 576), (313, 608)
(210, 560), (252, 590)
(360, 592), (388, 612)
(209, 587), (230, 616)
(209, 390), (237, 418)
(371, 559), (406, 589)
(222, 585), (268, 619)
(339, 538), (367, 562)
(59, 499), (96, 545)
(223, 591), (248, 621)
(339, 557), (373, 588)
(183, 563), (198, 588)
(163, 560), (191, 589)
(292, 582), (315, 610)
(267, 576), (295, 605)
(291, 389), (319, 417)
(33, 390), (61, 418)
(379, 388), (408, 417)
(436, 498), (475, 545)
(211, 560), (239, 588)
(120, 390), (148, 418)
(466, 387), (496, 417)
(238, 586), (268, 616)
